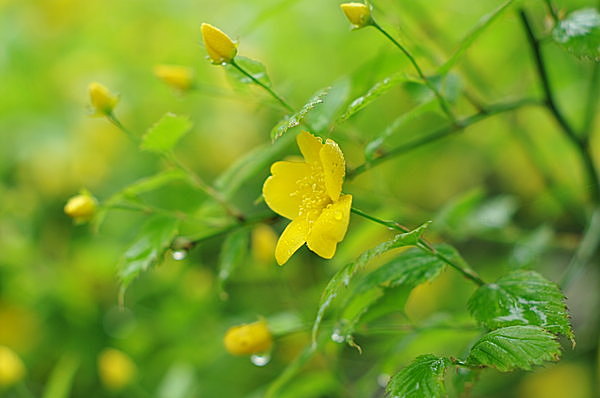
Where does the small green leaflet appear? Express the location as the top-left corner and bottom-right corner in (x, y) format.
(118, 215), (180, 288)
(467, 326), (561, 372)
(217, 228), (250, 298)
(141, 113), (192, 154)
(467, 270), (573, 341)
(386, 355), (451, 398)
(509, 226), (553, 269)
(271, 88), (330, 141)
(311, 222), (430, 344)
(552, 8), (600, 62)
(225, 56), (271, 86)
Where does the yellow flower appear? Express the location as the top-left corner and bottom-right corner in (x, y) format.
(340, 2), (372, 29)
(201, 23), (237, 64)
(64, 192), (98, 223)
(154, 64), (194, 91)
(88, 82), (118, 116)
(252, 224), (278, 263)
(224, 319), (272, 355)
(263, 131), (352, 265)
(98, 348), (136, 391)
(0, 346), (25, 388)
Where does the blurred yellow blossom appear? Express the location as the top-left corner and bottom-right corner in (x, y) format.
(201, 23), (237, 64)
(98, 348), (136, 391)
(340, 3), (372, 29)
(252, 224), (278, 264)
(224, 319), (272, 355)
(0, 346), (25, 388)
(88, 82), (118, 116)
(263, 131), (352, 265)
(154, 64), (194, 91)
(64, 192), (97, 223)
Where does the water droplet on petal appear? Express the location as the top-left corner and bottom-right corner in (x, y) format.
(250, 353), (271, 367)
(331, 329), (345, 343)
(334, 211), (342, 220)
(172, 250), (187, 260)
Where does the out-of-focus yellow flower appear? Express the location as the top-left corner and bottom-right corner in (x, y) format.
(88, 82), (118, 116)
(201, 23), (237, 64)
(98, 348), (136, 391)
(64, 192), (98, 223)
(224, 319), (272, 355)
(252, 224), (278, 264)
(0, 346), (25, 387)
(154, 64), (195, 91)
(263, 131), (352, 265)
(340, 3), (372, 29)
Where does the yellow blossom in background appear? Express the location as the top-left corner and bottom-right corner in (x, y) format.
(88, 82), (118, 116)
(224, 319), (272, 355)
(263, 131), (352, 265)
(98, 348), (136, 391)
(251, 224), (278, 264)
(340, 2), (372, 29)
(153, 64), (194, 92)
(64, 192), (98, 223)
(0, 346), (25, 388)
(201, 23), (237, 64)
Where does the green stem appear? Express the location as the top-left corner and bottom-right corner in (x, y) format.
(582, 64), (599, 137)
(230, 59), (294, 113)
(561, 207), (600, 288)
(543, 0), (560, 23)
(372, 21), (457, 123)
(185, 212), (279, 247)
(350, 207), (486, 286)
(348, 98), (540, 178)
(106, 112), (138, 142)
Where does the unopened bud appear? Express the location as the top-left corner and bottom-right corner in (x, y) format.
(340, 3), (372, 29)
(98, 348), (136, 391)
(0, 346), (25, 387)
(201, 23), (237, 64)
(252, 224), (277, 263)
(154, 64), (195, 91)
(89, 82), (119, 116)
(224, 319), (272, 355)
(64, 192), (98, 223)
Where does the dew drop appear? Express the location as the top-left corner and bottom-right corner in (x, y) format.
(334, 211), (343, 220)
(172, 250), (187, 260)
(331, 329), (345, 343)
(250, 353), (271, 367)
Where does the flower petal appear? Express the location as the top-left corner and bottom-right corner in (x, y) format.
(275, 217), (309, 265)
(320, 139), (346, 202)
(297, 131), (323, 164)
(263, 161), (311, 220)
(306, 194), (352, 259)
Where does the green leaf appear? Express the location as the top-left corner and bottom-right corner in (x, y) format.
(553, 8), (600, 62)
(311, 222), (430, 344)
(466, 325), (561, 372)
(386, 355), (451, 398)
(271, 88), (330, 141)
(225, 56), (271, 86)
(438, 0), (515, 75)
(42, 354), (79, 398)
(217, 227), (250, 297)
(468, 270), (573, 340)
(118, 215), (180, 287)
(509, 225), (553, 269)
(141, 113), (192, 154)
(305, 78), (351, 132)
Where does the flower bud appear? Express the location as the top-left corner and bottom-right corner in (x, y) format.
(340, 3), (372, 29)
(252, 224), (278, 263)
(0, 346), (25, 387)
(98, 348), (136, 391)
(201, 23), (237, 64)
(88, 82), (119, 116)
(64, 192), (98, 223)
(224, 319), (272, 355)
(154, 64), (195, 91)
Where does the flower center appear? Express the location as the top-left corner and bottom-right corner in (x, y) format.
(291, 164), (331, 222)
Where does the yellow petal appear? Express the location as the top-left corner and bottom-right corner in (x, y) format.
(263, 161), (311, 220)
(306, 194), (352, 259)
(320, 139), (346, 202)
(340, 3), (372, 28)
(275, 217), (309, 265)
(296, 131), (323, 164)
(201, 23), (237, 64)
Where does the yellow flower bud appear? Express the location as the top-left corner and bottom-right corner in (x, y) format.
(98, 348), (136, 391)
(224, 319), (272, 355)
(64, 192), (98, 223)
(201, 23), (237, 64)
(340, 3), (372, 29)
(251, 224), (278, 263)
(88, 82), (119, 116)
(0, 346), (25, 388)
(154, 64), (194, 91)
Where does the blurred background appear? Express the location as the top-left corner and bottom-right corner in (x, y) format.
(0, 0), (598, 396)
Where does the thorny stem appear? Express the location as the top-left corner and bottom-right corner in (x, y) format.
(372, 21), (457, 124)
(347, 98), (540, 178)
(350, 207), (486, 286)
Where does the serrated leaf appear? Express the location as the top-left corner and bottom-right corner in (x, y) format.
(141, 113), (192, 154)
(386, 355), (451, 398)
(217, 228), (250, 297)
(118, 215), (180, 287)
(438, 0), (515, 75)
(271, 88), (330, 141)
(305, 78), (351, 132)
(468, 270), (573, 340)
(552, 8), (600, 62)
(225, 56), (271, 86)
(466, 326), (561, 371)
(311, 222), (430, 344)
